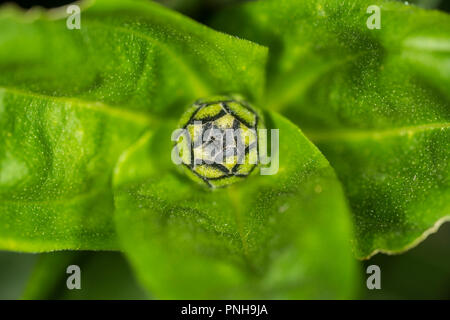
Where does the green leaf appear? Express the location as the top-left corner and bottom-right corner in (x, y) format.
(113, 111), (358, 299)
(0, 0), (266, 252)
(212, 0), (450, 258)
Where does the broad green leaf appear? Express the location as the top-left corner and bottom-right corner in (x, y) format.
(408, 0), (443, 9)
(362, 221), (450, 299)
(212, 0), (450, 258)
(113, 111), (358, 299)
(22, 251), (148, 300)
(0, 0), (266, 252)
(22, 251), (78, 300)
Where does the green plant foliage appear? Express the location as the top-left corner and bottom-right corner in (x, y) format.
(212, 0), (450, 258)
(362, 222), (450, 299)
(174, 95), (262, 189)
(113, 112), (357, 299)
(0, 0), (266, 252)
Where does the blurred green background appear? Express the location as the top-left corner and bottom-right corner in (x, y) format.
(0, 0), (449, 300)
